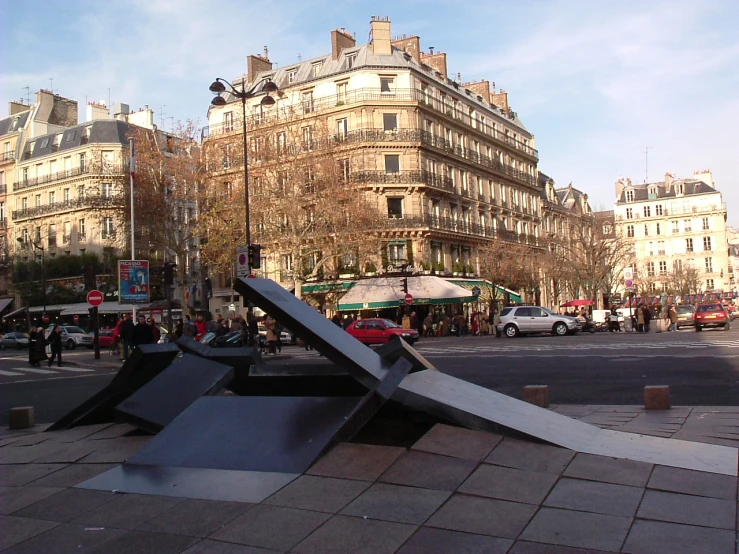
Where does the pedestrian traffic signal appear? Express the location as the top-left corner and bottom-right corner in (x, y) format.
(248, 244), (262, 269)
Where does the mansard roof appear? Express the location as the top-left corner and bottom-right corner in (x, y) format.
(0, 111), (30, 137)
(21, 119), (130, 161)
(617, 178), (716, 203)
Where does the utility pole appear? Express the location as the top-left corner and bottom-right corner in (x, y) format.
(129, 138), (137, 322)
(645, 146), (652, 184)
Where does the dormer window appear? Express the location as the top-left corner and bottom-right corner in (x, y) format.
(287, 69), (297, 84)
(311, 62), (322, 77)
(346, 54), (357, 69)
(626, 190), (634, 202)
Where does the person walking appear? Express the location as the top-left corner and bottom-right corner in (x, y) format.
(132, 315), (155, 348)
(182, 315), (196, 338)
(28, 327), (38, 366)
(643, 305), (652, 333)
(147, 318), (161, 343)
(119, 313), (135, 361)
(194, 314), (207, 340)
(668, 305), (678, 332)
(636, 305), (645, 332)
(264, 315), (278, 355)
(47, 326), (63, 367)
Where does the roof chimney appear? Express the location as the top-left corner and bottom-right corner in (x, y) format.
(86, 101), (109, 122)
(247, 54), (273, 85)
(391, 35), (421, 64)
(331, 28), (356, 61)
(370, 16), (392, 55)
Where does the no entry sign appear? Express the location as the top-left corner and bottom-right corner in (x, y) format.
(87, 290), (104, 307)
(404, 293), (413, 305)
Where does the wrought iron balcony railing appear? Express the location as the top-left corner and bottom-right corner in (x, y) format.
(12, 194), (125, 221)
(13, 164), (129, 192)
(0, 151), (16, 162)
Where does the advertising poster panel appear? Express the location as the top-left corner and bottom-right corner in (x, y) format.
(118, 260), (150, 304)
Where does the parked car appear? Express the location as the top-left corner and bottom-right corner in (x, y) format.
(88, 328), (116, 348)
(694, 303), (731, 331)
(346, 318), (419, 346)
(45, 325), (94, 349)
(0, 332), (30, 350)
(676, 305), (696, 329)
(496, 306), (581, 338)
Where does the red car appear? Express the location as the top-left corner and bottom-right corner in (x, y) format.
(346, 318), (419, 345)
(694, 303), (731, 332)
(88, 328), (116, 348)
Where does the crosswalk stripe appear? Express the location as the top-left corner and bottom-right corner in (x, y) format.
(0, 369), (25, 376)
(18, 367), (59, 374)
(56, 367), (95, 372)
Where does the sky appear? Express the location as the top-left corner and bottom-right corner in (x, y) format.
(2, 0), (738, 225)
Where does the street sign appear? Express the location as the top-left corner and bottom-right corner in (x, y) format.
(87, 290), (104, 307)
(236, 245), (250, 277)
(623, 266), (633, 281)
(625, 279), (633, 288)
(404, 293), (413, 305)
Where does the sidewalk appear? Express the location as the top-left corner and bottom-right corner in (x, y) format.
(1, 405), (737, 553)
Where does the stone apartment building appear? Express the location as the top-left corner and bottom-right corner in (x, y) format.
(613, 171), (731, 295)
(203, 17), (563, 310)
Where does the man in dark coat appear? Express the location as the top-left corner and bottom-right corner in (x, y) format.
(132, 316), (155, 347)
(48, 326), (63, 367)
(119, 313), (135, 361)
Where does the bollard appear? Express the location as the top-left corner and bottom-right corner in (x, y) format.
(9, 406), (35, 430)
(644, 386), (671, 410)
(524, 385), (550, 408)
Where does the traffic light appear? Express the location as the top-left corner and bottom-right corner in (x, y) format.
(248, 244), (262, 269)
(402, 277), (408, 294)
(163, 262), (176, 286)
(84, 264), (96, 291)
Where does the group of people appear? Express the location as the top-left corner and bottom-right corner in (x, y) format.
(608, 304), (680, 333)
(111, 313), (164, 360)
(27, 326), (64, 367)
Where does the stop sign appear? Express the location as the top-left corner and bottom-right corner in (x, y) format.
(73, 315), (79, 324)
(404, 293), (413, 305)
(87, 290), (104, 307)
(42, 314), (50, 324)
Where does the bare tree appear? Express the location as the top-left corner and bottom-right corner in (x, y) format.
(665, 263), (703, 296)
(477, 239), (528, 307)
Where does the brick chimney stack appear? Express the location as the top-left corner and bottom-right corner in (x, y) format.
(370, 16), (392, 55)
(391, 34), (421, 64)
(491, 89), (509, 112)
(464, 80), (491, 104)
(331, 28), (356, 61)
(247, 54), (273, 86)
(420, 50), (448, 80)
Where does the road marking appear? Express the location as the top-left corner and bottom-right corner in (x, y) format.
(55, 367), (95, 373)
(0, 371), (118, 385)
(18, 367), (58, 374)
(0, 369), (25, 376)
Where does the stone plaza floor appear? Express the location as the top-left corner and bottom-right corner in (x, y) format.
(1, 406), (738, 553)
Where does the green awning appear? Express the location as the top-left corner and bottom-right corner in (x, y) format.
(446, 279), (522, 303)
(301, 281), (356, 294)
(337, 276), (477, 311)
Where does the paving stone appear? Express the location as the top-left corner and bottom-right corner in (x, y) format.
(509, 541), (615, 553)
(12, 488), (118, 522)
(0, 463), (67, 487)
(72, 493), (184, 529)
(292, 514), (416, 554)
(426, 494), (537, 539)
(647, 465), (738, 500)
(1, 522), (125, 554)
(28, 463), (117, 488)
(484, 438), (575, 474)
(0, 485), (65, 515)
(622, 519), (736, 554)
(263, 475), (370, 513)
(519, 507), (631, 552)
(0, 515), (60, 551)
(181, 539), (280, 553)
(411, 424), (502, 461)
(138, 499), (252, 537)
(0, 442), (62, 464)
(459, 464), (558, 505)
(307, 442), (405, 481)
(379, 451), (477, 491)
(50, 424), (115, 443)
(85, 424), (138, 440)
(211, 504), (330, 551)
(340, 483), (450, 524)
(87, 530), (198, 554)
(2, 434), (54, 447)
(396, 527), (512, 554)
(33, 441), (101, 464)
(77, 436), (152, 463)
(564, 453), (653, 487)
(543, 478), (644, 517)
(637, 490), (736, 529)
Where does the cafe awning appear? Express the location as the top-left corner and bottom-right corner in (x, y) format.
(446, 279), (522, 304)
(0, 298), (13, 314)
(60, 302), (137, 315)
(337, 276), (476, 311)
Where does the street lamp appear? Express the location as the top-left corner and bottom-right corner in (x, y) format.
(208, 77), (279, 254)
(17, 237), (47, 319)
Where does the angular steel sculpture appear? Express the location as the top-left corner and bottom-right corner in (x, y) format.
(115, 354), (234, 433)
(48, 344), (180, 431)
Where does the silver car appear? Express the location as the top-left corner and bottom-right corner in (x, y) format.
(496, 306), (581, 338)
(0, 332), (30, 349)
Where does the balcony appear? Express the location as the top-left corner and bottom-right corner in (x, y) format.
(201, 87), (538, 160)
(0, 151), (15, 163)
(13, 164), (129, 192)
(12, 194), (125, 221)
(351, 170), (455, 192)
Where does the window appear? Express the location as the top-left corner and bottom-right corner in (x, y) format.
(647, 262), (655, 277)
(63, 222), (71, 243)
(223, 112), (234, 132)
(383, 113), (398, 132)
(336, 81), (347, 102)
(336, 118), (348, 138)
(275, 131), (287, 153)
(705, 257), (713, 273)
(66, 130), (76, 142)
(686, 238), (693, 252)
(387, 198), (403, 218)
(656, 223), (661, 235)
(40, 137), (50, 148)
(644, 224), (649, 236)
(77, 185), (85, 199)
(102, 183), (113, 198)
(79, 153), (86, 172)
(671, 220), (679, 233)
(48, 191), (55, 204)
(21, 197), (28, 210)
(103, 217), (115, 239)
(384, 154), (400, 173)
(35, 194), (41, 207)
(706, 278), (714, 290)
(626, 190), (634, 202)
(301, 126), (313, 149)
(22, 167), (28, 184)
(380, 77), (394, 93)
(626, 208), (633, 219)
(253, 104), (263, 124)
(626, 225), (634, 238)
(658, 241), (665, 255)
(388, 243), (406, 262)
(684, 219), (692, 232)
(79, 218), (86, 238)
(311, 62), (322, 77)
(338, 159), (350, 181)
(702, 217), (709, 231)
(647, 242), (654, 256)
(63, 188), (70, 202)
(703, 236), (712, 251)
(643, 206), (651, 217)
(347, 54), (357, 68)
(287, 69), (297, 83)
(659, 261), (667, 275)
(655, 204), (663, 216)
(302, 90), (314, 113)
(303, 167), (315, 193)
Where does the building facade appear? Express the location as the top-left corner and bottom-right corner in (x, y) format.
(613, 171), (731, 295)
(203, 17), (549, 313)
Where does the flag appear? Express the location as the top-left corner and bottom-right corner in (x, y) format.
(129, 138), (136, 179)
